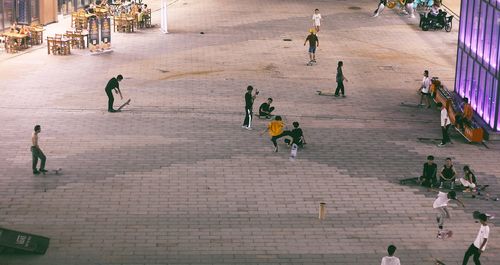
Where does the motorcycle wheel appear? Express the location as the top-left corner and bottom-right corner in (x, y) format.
(445, 21), (452, 32)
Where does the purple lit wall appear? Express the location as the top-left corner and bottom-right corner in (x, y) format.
(455, 0), (500, 131)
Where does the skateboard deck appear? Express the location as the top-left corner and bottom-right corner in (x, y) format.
(42, 168), (62, 175)
(116, 98), (131, 111)
(434, 258), (446, 265)
(437, 229), (453, 239)
(306, 61), (316, 66)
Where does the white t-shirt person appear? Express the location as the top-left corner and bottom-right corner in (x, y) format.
(312, 13), (322, 26)
(474, 224), (490, 251)
(441, 108), (451, 127)
(433, 191), (450, 208)
(381, 256), (401, 265)
(421, 76), (431, 94)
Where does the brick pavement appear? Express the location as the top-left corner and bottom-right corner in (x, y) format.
(0, 0), (498, 264)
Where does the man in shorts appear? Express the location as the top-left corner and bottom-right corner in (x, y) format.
(304, 29), (319, 64)
(433, 190), (465, 238)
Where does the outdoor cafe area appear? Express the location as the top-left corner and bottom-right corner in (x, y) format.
(1, 0), (152, 55)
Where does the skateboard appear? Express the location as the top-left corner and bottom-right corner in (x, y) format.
(116, 98), (131, 111)
(42, 168), (62, 175)
(289, 143), (298, 161)
(437, 229), (453, 239)
(306, 60), (316, 66)
(434, 258), (446, 265)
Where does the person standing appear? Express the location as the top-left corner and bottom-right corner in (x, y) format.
(105, 74), (123, 112)
(334, 61), (348, 97)
(419, 70), (431, 108)
(462, 213), (489, 265)
(31, 125), (47, 175)
(304, 29), (319, 64)
(380, 245), (400, 265)
(437, 102), (451, 147)
(373, 0), (387, 17)
(242, 85), (258, 130)
(312, 9), (322, 33)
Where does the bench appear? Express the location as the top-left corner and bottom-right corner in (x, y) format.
(430, 79), (484, 143)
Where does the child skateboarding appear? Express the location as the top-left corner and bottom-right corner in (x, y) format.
(304, 29), (319, 65)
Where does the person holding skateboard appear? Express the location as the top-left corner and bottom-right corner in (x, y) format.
(462, 213), (489, 265)
(105, 74), (123, 112)
(334, 61), (348, 97)
(433, 190), (465, 238)
(304, 29), (319, 65)
(31, 125), (47, 175)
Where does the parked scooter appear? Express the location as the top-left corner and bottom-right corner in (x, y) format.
(419, 9), (453, 32)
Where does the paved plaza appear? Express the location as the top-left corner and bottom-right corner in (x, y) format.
(0, 0), (499, 264)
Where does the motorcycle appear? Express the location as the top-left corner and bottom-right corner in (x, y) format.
(419, 9), (453, 32)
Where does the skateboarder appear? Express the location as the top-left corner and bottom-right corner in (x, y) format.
(262, 116), (290, 152)
(31, 125), (47, 175)
(304, 29), (319, 64)
(334, 61), (348, 97)
(105, 74), (123, 112)
(462, 213), (489, 265)
(433, 190), (465, 238)
(380, 245), (400, 265)
(242, 85), (258, 130)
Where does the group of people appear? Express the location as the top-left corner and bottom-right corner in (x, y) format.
(241, 86), (306, 153)
(373, 0), (440, 19)
(419, 156), (477, 191)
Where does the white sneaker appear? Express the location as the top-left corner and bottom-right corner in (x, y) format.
(245, 127), (252, 130)
(241, 125), (247, 129)
(373, 13), (379, 17)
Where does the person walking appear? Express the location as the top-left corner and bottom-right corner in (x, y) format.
(334, 61), (348, 97)
(380, 245), (400, 265)
(373, 0), (387, 17)
(312, 9), (322, 33)
(31, 125), (47, 175)
(242, 85), (258, 130)
(437, 102), (451, 146)
(419, 70), (431, 108)
(105, 74), (123, 112)
(462, 213), (489, 265)
(304, 29), (319, 64)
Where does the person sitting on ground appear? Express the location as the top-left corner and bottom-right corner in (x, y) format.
(455, 97), (473, 131)
(284, 122), (306, 148)
(259, 98), (275, 118)
(380, 244), (400, 265)
(262, 116), (289, 152)
(420, 155), (438, 188)
(459, 165), (477, 193)
(439, 157), (457, 189)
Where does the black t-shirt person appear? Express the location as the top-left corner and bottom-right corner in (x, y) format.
(306, 34), (318, 47)
(245, 91), (254, 109)
(105, 77), (120, 93)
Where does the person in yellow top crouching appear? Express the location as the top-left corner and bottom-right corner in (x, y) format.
(263, 116), (291, 152)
